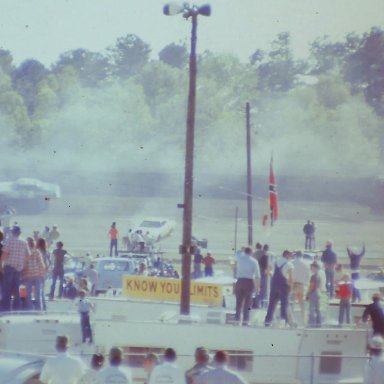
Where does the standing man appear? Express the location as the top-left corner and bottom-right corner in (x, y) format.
(347, 242), (365, 302)
(97, 347), (132, 383)
(85, 264), (99, 296)
(40, 336), (87, 384)
(321, 240), (338, 299)
(303, 220), (314, 250)
(362, 293), (384, 337)
(235, 247), (260, 326)
(50, 241), (67, 300)
(258, 244), (273, 308)
(291, 251), (311, 325)
(202, 252), (215, 277)
(253, 242), (263, 261)
(306, 261), (323, 327)
(108, 222), (119, 257)
(264, 250), (294, 327)
(1, 225), (30, 311)
(149, 348), (185, 384)
(78, 290), (94, 344)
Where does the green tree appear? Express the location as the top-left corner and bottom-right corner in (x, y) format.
(344, 27), (384, 115)
(136, 61), (185, 112)
(159, 43), (188, 69)
(0, 49), (15, 75)
(108, 34), (151, 78)
(12, 59), (49, 115)
(53, 48), (110, 87)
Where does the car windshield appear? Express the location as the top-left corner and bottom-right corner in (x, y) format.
(101, 261), (130, 271)
(140, 221), (163, 228)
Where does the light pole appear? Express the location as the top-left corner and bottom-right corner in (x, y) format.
(163, 3), (211, 315)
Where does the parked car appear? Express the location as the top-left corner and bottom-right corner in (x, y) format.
(0, 352), (45, 384)
(134, 217), (176, 242)
(92, 257), (137, 294)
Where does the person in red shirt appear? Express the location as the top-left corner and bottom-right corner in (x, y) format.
(338, 274), (352, 325)
(203, 252), (215, 277)
(108, 222), (119, 257)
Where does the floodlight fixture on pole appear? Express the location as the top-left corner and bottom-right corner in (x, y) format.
(163, 2), (211, 316)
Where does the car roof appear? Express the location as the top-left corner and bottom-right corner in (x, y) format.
(0, 352), (45, 380)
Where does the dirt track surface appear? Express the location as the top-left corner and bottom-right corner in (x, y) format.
(12, 194), (384, 266)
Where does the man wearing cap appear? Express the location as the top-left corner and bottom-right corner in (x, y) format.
(362, 293), (384, 337)
(264, 250), (294, 327)
(1, 225), (30, 311)
(97, 347), (132, 383)
(40, 335), (87, 384)
(185, 347), (213, 384)
(363, 335), (384, 384)
(235, 246), (260, 326)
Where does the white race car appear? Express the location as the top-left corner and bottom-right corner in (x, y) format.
(134, 217), (176, 242)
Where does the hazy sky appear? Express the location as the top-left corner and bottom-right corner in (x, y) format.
(1, 0), (384, 66)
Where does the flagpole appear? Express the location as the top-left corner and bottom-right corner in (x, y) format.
(245, 102), (253, 246)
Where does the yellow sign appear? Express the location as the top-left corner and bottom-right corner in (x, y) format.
(122, 275), (223, 306)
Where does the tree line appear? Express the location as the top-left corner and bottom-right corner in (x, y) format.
(0, 28), (383, 176)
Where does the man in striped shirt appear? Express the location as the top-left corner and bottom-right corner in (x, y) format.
(1, 225), (30, 311)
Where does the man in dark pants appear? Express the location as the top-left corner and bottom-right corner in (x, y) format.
(347, 243), (365, 302)
(50, 241), (67, 300)
(234, 247), (260, 326)
(321, 240), (337, 299)
(303, 220), (314, 250)
(264, 250), (294, 327)
(362, 292), (384, 336)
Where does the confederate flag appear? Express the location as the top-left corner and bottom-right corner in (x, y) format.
(269, 156), (278, 225)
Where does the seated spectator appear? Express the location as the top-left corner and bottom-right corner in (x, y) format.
(97, 347), (132, 383)
(185, 347), (212, 384)
(149, 348), (185, 384)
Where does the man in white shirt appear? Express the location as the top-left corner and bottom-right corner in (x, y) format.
(39, 336), (87, 384)
(364, 335), (384, 384)
(195, 350), (247, 384)
(86, 264), (99, 296)
(292, 251), (311, 325)
(149, 348), (185, 384)
(235, 247), (260, 325)
(96, 347), (132, 383)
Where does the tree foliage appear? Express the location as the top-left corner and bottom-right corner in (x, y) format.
(0, 29), (383, 175)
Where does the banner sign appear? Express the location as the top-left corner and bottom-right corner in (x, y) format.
(122, 275), (223, 306)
